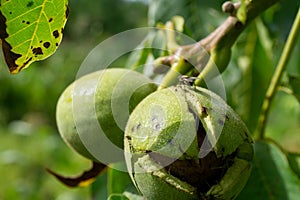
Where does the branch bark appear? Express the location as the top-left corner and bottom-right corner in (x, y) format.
(186, 0), (279, 55)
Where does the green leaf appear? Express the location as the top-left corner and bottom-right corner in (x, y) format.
(125, 34), (153, 72)
(237, 140), (300, 200)
(0, 0), (69, 73)
(255, 18), (273, 60)
(91, 171), (108, 200)
(108, 163), (132, 195)
(108, 194), (129, 200)
(107, 184), (143, 200)
(287, 152), (300, 179)
(288, 74), (300, 102)
(224, 24), (275, 132)
(148, 0), (225, 41)
(126, 48), (151, 72)
(123, 191), (144, 200)
(151, 29), (168, 58)
(236, 0), (247, 24)
(171, 15), (185, 33)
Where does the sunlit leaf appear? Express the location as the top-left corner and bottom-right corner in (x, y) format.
(237, 140), (300, 200)
(256, 18), (273, 59)
(288, 74), (300, 102)
(171, 15), (185, 33)
(125, 34), (153, 72)
(151, 29), (168, 58)
(236, 0), (247, 24)
(0, 0), (69, 73)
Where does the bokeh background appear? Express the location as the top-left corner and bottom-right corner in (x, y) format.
(0, 0), (299, 199)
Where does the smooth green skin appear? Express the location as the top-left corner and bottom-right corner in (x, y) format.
(56, 68), (157, 161)
(124, 86), (253, 199)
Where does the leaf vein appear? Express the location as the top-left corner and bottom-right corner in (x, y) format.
(6, 5), (43, 23)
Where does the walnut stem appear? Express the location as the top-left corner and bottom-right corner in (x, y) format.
(158, 0), (279, 89)
(255, 7), (300, 139)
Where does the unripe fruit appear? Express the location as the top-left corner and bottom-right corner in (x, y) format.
(56, 68), (157, 161)
(124, 86), (253, 199)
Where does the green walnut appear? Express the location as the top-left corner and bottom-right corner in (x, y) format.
(56, 68), (157, 161)
(124, 86), (253, 199)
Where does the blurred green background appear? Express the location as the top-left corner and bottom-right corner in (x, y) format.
(0, 0), (299, 199)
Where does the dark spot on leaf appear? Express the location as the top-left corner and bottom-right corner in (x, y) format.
(27, 1), (33, 7)
(24, 57), (32, 66)
(61, 28), (64, 34)
(65, 5), (70, 18)
(9, 11), (12, 14)
(32, 47), (43, 55)
(22, 20), (25, 23)
(55, 43), (58, 46)
(43, 42), (50, 49)
(48, 18), (53, 22)
(53, 30), (59, 38)
(26, 21), (30, 25)
(40, 40), (43, 43)
(30, 46), (33, 49)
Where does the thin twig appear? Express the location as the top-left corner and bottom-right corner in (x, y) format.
(158, 0), (279, 89)
(254, 7), (300, 139)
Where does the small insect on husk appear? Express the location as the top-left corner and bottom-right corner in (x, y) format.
(178, 75), (199, 86)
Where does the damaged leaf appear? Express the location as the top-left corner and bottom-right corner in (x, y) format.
(0, 0), (69, 73)
(46, 161), (107, 188)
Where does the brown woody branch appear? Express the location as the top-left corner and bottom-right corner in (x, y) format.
(160, 0), (279, 67)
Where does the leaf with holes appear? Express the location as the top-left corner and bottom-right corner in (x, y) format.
(0, 0), (69, 73)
